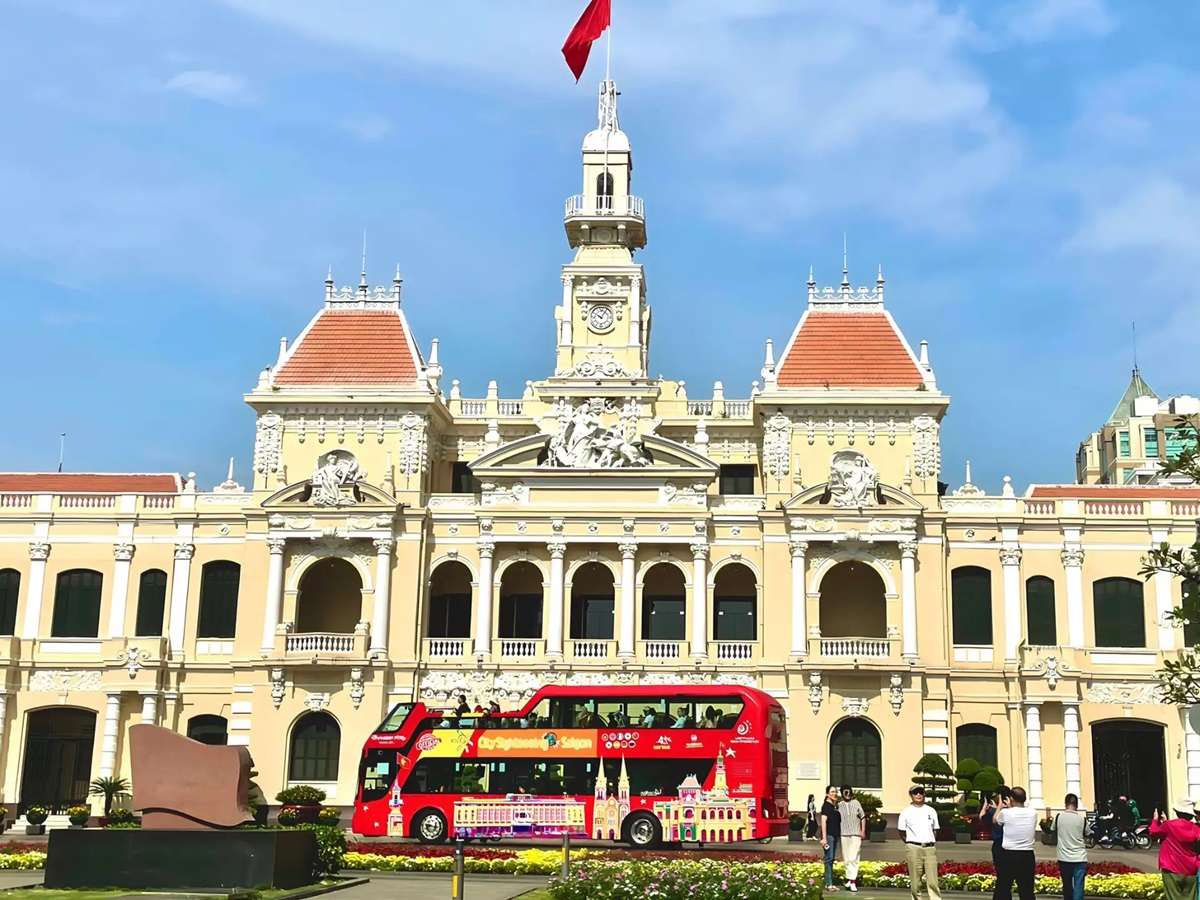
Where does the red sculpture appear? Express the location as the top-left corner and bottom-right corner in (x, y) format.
(129, 724), (254, 829)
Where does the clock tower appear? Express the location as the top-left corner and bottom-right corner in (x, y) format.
(550, 80), (651, 388)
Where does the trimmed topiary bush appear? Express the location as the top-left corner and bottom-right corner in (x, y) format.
(275, 785), (327, 805)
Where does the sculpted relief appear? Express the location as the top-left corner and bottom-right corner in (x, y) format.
(309, 449), (366, 506)
(544, 398), (654, 469)
(828, 450), (879, 508)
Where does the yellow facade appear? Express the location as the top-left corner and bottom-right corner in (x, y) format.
(1, 80), (1198, 826)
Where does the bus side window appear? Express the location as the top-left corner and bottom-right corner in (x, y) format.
(402, 758), (454, 794)
(359, 748), (396, 803)
(454, 762), (487, 793)
(626, 758), (716, 796)
(595, 699), (628, 727)
(667, 702), (696, 729)
(562, 759), (598, 794)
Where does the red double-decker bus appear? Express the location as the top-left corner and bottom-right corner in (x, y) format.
(352, 684), (788, 848)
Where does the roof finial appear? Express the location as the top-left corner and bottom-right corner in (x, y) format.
(360, 230), (368, 287)
(842, 232), (849, 286)
(1131, 320), (1138, 373)
(807, 264), (815, 286)
(877, 263), (884, 286)
(965, 459), (972, 485)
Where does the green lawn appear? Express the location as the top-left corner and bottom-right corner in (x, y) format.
(0, 881), (347, 900)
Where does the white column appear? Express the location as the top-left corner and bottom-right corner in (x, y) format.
(1184, 707), (1200, 802)
(618, 541), (637, 657)
(1001, 546), (1023, 661)
(107, 543), (135, 638)
(473, 539), (495, 658)
(789, 539), (809, 658)
(1155, 568), (1177, 651)
(1062, 547), (1085, 648)
(0, 692), (8, 786)
(21, 542), (50, 639)
(547, 541), (567, 658)
(260, 538), (287, 654)
(899, 541), (919, 659)
(167, 543), (194, 654)
(691, 543), (709, 658)
(1023, 702), (1044, 809)
(100, 692), (122, 778)
(1063, 701), (1082, 797)
(139, 691), (158, 725)
(370, 538), (394, 658)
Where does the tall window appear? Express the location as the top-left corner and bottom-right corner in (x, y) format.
(951, 567), (993, 646)
(51, 569), (103, 638)
(196, 561), (240, 639)
(829, 719), (882, 790)
(570, 563), (614, 641)
(0, 568), (19, 636)
(289, 712), (341, 782)
(428, 561), (472, 639)
(186, 714), (228, 746)
(1025, 576), (1057, 646)
(497, 562), (543, 640)
(641, 564), (686, 641)
(1118, 430), (1130, 457)
(450, 462), (476, 494)
(134, 569), (168, 637)
(1093, 577), (1145, 648)
(956, 723), (998, 768)
(713, 564), (757, 641)
(596, 171), (614, 209)
(1144, 427), (1160, 459)
(718, 465), (756, 495)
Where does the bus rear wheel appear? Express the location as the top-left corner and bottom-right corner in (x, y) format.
(624, 812), (662, 850)
(413, 809), (448, 844)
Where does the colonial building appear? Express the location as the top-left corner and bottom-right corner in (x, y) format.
(2, 80), (1200, 823)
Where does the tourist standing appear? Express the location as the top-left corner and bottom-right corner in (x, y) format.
(1051, 793), (1088, 900)
(984, 787), (1012, 875)
(897, 786), (941, 900)
(806, 793), (820, 840)
(1149, 800), (1200, 900)
(820, 784), (843, 891)
(838, 785), (867, 893)
(994, 786), (1038, 900)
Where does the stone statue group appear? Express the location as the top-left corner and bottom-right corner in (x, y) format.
(545, 401), (652, 469)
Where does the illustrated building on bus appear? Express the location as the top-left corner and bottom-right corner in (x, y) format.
(591, 756), (631, 839)
(387, 781), (404, 837)
(452, 794), (587, 839)
(652, 752), (755, 842)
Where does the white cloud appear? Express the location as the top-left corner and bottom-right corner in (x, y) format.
(341, 114), (392, 143)
(1002, 0), (1114, 43)
(1067, 178), (1200, 256)
(163, 69), (253, 105)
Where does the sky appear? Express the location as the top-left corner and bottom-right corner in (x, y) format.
(1, 0), (1198, 491)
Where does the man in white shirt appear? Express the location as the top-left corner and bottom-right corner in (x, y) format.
(993, 785), (1038, 900)
(897, 786), (941, 900)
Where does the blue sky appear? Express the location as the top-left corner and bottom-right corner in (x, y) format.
(2, 0), (1198, 491)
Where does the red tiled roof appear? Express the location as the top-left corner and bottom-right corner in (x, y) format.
(275, 310), (419, 387)
(0, 473), (179, 492)
(777, 312), (924, 388)
(1030, 485), (1200, 499)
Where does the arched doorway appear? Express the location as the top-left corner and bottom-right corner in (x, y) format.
(498, 561), (543, 640)
(427, 561), (472, 638)
(296, 558), (363, 633)
(713, 563), (757, 642)
(1092, 721), (1166, 811)
(570, 562), (614, 641)
(186, 714), (229, 746)
(641, 563), (686, 642)
(830, 718), (882, 791)
(19, 707), (96, 814)
(289, 712), (341, 783)
(819, 561), (886, 638)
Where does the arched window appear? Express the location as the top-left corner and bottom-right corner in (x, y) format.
(134, 569), (168, 637)
(197, 561), (240, 639)
(498, 562), (543, 639)
(952, 567), (993, 646)
(428, 562), (472, 638)
(1025, 576), (1056, 647)
(51, 569), (103, 638)
(1093, 577), (1145, 648)
(641, 563), (686, 641)
(0, 568), (19, 636)
(1183, 580), (1200, 647)
(296, 558), (363, 633)
(596, 171), (614, 209)
(289, 712), (341, 782)
(186, 714), (228, 746)
(820, 560), (886, 638)
(570, 562), (614, 640)
(956, 723), (998, 768)
(829, 719), (882, 790)
(713, 564), (757, 641)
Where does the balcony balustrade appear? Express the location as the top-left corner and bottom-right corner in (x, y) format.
(424, 637), (469, 659)
(641, 640), (684, 660)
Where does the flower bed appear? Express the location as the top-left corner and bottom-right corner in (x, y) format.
(549, 859), (823, 900)
(0, 852), (46, 870)
(877, 860), (1140, 878)
(343, 847), (573, 875)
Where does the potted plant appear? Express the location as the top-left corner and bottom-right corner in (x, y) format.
(104, 808), (137, 829)
(788, 811), (806, 842)
(912, 754), (958, 840)
(1040, 816), (1057, 845)
(24, 805), (49, 836)
(953, 814), (973, 843)
(275, 785), (327, 824)
(868, 813), (887, 842)
(90, 776), (131, 818)
(317, 806), (340, 827)
(67, 805), (90, 829)
(277, 807), (300, 826)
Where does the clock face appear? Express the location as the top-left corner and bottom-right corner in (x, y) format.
(588, 304), (615, 332)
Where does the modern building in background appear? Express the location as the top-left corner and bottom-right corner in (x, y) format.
(1076, 368), (1199, 485)
(2, 81), (1200, 826)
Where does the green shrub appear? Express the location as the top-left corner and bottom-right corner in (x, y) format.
(300, 824), (347, 876)
(24, 806), (49, 826)
(275, 785), (327, 804)
(549, 859), (824, 900)
(66, 806), (90, 825)
(317, 807), (341, 826)
(912, 754), (958, 826)
(964, 798), (982, 815)
(106, 807), (135, 824)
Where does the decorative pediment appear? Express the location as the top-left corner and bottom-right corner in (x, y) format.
(261, 478), (401, 511)
(470, 432), (718, 477)
(782, 481), (925, 513)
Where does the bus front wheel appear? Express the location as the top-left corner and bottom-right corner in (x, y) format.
(413, 809), (448, 844)
(624, 812), (662, 850)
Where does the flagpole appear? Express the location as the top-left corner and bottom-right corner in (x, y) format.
(605, 0), (612, 83)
